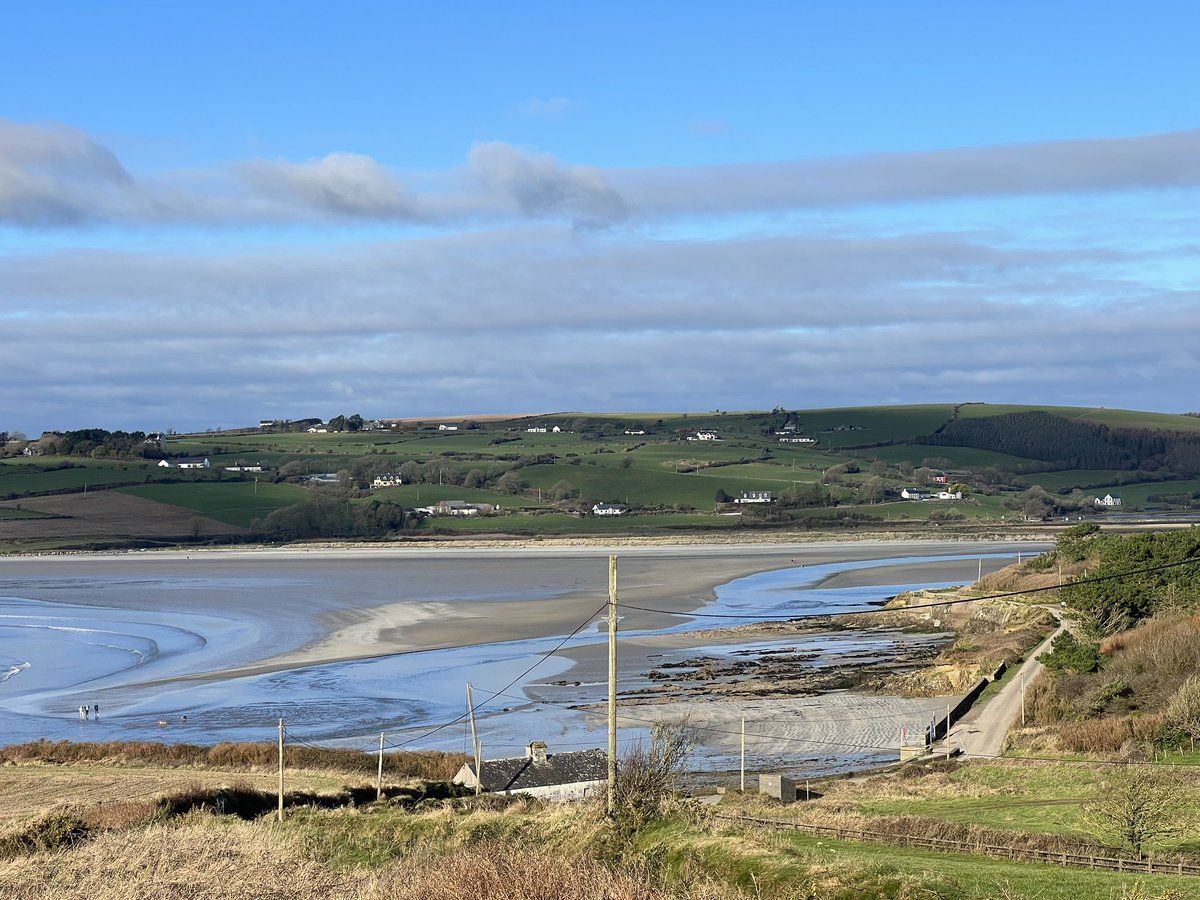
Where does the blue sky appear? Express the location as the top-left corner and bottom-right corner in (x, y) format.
(3, 1), (1200, 433)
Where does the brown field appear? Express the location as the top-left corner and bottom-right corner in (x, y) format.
(0, 491), (243, 545)
(0, 764), (309, 824)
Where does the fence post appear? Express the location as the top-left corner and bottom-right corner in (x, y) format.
(376, 732), (385, 801)
(277, 717), (285, 823)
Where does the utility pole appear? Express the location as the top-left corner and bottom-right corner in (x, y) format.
(607, 554), (618, 817)
(740, 715), (746, 792)
(277, 718), (285, 822)
(376, 732), (385, 801)
(467, 682), (481, 795)
(1021, 672), (1026, 726)
(977, 557), (982, 582)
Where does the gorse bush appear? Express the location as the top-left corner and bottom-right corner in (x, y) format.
(1038, 631), (1102, 674)
(0, 811), (94, 858)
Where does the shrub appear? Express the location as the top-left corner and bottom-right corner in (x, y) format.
(0, 811), (94, 858)
(1038, 631), (1102, 674)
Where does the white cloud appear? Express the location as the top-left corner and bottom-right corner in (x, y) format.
(6, 120), (1200, 229)
(0, 119), (133, 225)
(465, 141), (627, 224)
(238, 153), (423, 220)
(4, 119), (1200, 431)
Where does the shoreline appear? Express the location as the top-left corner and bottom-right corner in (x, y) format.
(0, 537), (1049, 763)
(116, 538), (1045, 685)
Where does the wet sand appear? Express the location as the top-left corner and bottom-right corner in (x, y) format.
(143, 538), (1042, 680)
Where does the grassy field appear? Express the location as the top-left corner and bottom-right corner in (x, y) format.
(1107, 477), (1200, 506)
(5, 404), (1200, 548)
(0, 458), (174, 496)
(3, 749), (1199, 899)
(849, 444), (1046, 470)
(118, 481), (307, 527)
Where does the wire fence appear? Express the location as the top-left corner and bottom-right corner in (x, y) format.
(713, 813), (1200, 877)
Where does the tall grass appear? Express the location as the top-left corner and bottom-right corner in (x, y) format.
(1, 740), (466, 780)
(0, 818), (701, 900)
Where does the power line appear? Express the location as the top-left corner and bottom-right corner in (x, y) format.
(388, 601), (610, 749)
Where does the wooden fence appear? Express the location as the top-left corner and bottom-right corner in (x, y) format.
(712, 814), (1200, 877)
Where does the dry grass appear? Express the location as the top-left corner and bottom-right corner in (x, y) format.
(1018, 614), (1200, 753)
(1057, 715), (1167, 754)
(0, 741), (466, 827)
(2, 739), (465, 780)
(0, 817), (694, 900)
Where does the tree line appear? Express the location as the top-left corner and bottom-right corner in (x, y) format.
(923, 410), (1200, 473)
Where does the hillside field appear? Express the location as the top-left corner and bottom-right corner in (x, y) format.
(4, 403), (1200, 549)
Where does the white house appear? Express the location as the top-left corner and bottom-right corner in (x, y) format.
(438, 424), (459, 431)
(158, 457), (210, 469)
(452, 742), (607, 802)
(900, 487), (931, 500)
(306, 425), (328, 433)
(936, 490), (963, 500)
(694, 430), (719, 441)
(779, 437), (816, 444)
(526, 426), (548, 433)
(592, 502), (627, 516)
(432, 499), (493, 516)
(307, 473), (340, 484)
(1096, 493), (1122, 507)
(735, 490), (773, 504)
(224, 464), (264, 473)
(372, 473), (403, 488)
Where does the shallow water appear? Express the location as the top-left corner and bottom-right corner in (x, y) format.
(0, 550), (1023, 771)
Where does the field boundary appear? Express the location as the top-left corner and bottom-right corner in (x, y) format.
(713, 813), (1200, 877)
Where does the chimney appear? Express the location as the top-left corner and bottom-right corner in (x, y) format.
(525, 741), (548, 764)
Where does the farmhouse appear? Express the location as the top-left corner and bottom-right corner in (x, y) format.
(900, 487), (931, 500)
(936, 490), (964, 500)
(526, 426), (548, 433)
(452, 742), (607, 802)
(1096, 493), (1122, 507)
(779, 437), (816, 444)
(158, 457), (211, 469)
(223, 464), (265, 473)
(307, 473), (340, 484)
(438, 424), (459, 431)
(735, 490), (773, 504)
(372, 473), (403, 488)
(431, 499), (494, 516)
(592, 502), (627, 516)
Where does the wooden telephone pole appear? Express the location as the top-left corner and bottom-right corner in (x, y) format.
(467, 682), (482, 795)
(607, 554), (618, 817)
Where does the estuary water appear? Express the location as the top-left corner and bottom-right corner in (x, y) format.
(0, 547), (1036, 769)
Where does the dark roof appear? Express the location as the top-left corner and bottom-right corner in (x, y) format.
(468, 748), (607, 792)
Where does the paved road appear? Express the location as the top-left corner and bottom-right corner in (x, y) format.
(943, 620), (1064, 758)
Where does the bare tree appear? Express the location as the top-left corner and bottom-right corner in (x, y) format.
(1164, 675), (1200, 749)
(612, 719), (694, 832)
(1080, 765), (1194, 857)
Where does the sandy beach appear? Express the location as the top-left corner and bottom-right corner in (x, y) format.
(1, 536), (1050, 766)
(93, 537), (1040, 680)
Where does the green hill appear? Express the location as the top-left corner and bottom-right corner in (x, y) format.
(4, 404), (1200, 549)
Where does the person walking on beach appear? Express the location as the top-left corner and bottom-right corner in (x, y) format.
(78, 704), (85, 721)
(93, 702), (100, 720)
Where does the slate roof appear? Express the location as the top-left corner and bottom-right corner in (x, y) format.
(465, 748), (608, 792)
